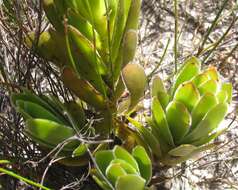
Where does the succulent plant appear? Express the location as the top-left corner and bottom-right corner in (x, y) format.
(130, 56), (232, 165)
(14, 0), (148, 165)
(11, 89), (89, 166)
(23, 0), (147, 136)
(91, 145), (152, 190)
(26, 0), (143, 111)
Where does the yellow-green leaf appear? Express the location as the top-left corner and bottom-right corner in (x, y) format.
(115, 175), (145, 190)
(151, 97), (174, 147)
(166, 101), (191, 143)
(191, 93), (218, 130)
(173, 81), (200, 112)
(132, 146), (152, 184)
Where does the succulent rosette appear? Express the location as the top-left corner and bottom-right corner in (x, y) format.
(131, 56), (232, 165)
(91, 145), (152, 190)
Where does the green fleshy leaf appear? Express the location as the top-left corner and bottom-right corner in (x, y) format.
(106, 163), (127, 186)
(64, 101), (86, 130)
(173, 81), (200, 112)
(191, 93), (218, 130)
(216, 83), (233, 103)
(122, 29), (138, 66)
(166, 101), (191, 143)
(132, 146), (152, 184)
(110, 159), (139, 175)
(172, 56), (201, 94)
(147, 118), (171, 154)
(168, 144), (197, 157)
(115, 175), (145, 190)
(111, 0), (132, 63)
(68, 25), (107, 95)
(16, 100), (63, 124)
(182, 102), (228, 143)
(127, 117), (161, 158)
(203, 66), (219, 81)
(191, 73), (210, 87)
(92, 175), (112, 190)
(25, 119), (78, 151)
(122, 63), (147, 111)
(198, 79), (218, 95)
(191, 128), (227, 146)
(95, 150), (115, 175)
(113, 146), (139, 172)
(151, 75), (169, 110)
(151, 97), (174, 147)
(72, 144), (87, 157)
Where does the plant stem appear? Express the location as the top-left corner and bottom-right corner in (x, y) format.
(174, 0), (178, 73)
(147, 38), (170, 81)
(0, 167), (51, 190)
(197, 0), (230, 56)
(202, 16), (238, 64)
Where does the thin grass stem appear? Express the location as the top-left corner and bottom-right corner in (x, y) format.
(197, 0), (230, 56)
(174, 0), (178, 73)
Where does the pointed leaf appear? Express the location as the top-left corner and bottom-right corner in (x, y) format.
(111, 0), (132, 63)
(173, 81), (200, 112)
(61, 67), (106, 110)
(203, 66), (219, 81)
(92, 175), (112, 190)
(11, 91), (67, 124)
(198, 79), (218, 95)
(151, 75), (166, 97)
(166, 101), (191, 143)
(151, 97), (174, 147)
(172, 56), (201, 93)
(147, 118), (171, 154)
(151, 75), (169, 109)
(43, 0), (63, 31)
(67, 9), (102, 50)
(125, 0), (141, 30)
(191, 72), (210, 87)
(127, 117), (161, 157)
(168, 144), (197, 157)
(68, 25), (107, 95)
(16, 100), (63, 124)
(192, 128), (227, 146)
(25, 119), (78, 151)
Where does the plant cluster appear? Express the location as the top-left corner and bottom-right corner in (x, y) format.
(3, 0), (233, 189)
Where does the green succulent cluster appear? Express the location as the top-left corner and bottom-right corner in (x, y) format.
(92, 145), (152, 190)
(26, 0), (144, 113)
(10, 0), (234, 189)
(131, 56), (232, 165)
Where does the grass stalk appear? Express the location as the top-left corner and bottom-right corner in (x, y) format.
(0, 167), (51, 190)
(148, 38), (170, 81)
(197, 0), (230, 56)
(202, 16), (238, 64)
(174, 0), (178, 73)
